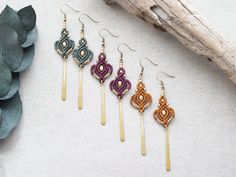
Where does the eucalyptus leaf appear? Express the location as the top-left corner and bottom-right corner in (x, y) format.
(14, 45), (35, 72)
(21, 26), (38, 48)
(0, 73), (20, 100)
(17, 5), (36, 31)
(0, 92), (22, 139)
(0, 108), (2, 128)
(0, 24), (24, 71)
(0, 60), (12, 98)
(0, 5), (27, 44)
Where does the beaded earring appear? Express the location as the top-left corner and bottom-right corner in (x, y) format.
(109, 43), (135, 142)
(91, 28), (118, 125)
(130, 57), (158, 155)
(73, 14), (98, 110)
(54, 4), (79, 101)
(153, 71), (175, 171)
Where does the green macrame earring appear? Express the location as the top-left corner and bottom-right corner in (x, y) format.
(73, 14), (98, 110)
(54, 4), (79, 101)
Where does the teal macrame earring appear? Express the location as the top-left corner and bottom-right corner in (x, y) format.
(73, 14), (98, 110)
(54, 4), (79, 101)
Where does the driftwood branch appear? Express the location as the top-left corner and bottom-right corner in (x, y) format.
(104, 0), (236, 84)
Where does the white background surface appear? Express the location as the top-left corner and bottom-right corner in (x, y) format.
(0, 0), (236, 177)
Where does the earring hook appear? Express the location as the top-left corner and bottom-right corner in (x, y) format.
(117, 43), (136, 59)
(60, 4), (80, 18)
(79, 13), (98, 28)
(156, 71), (175, 95)
(139, 57), (158, 80)
(99, 28), (118, 44)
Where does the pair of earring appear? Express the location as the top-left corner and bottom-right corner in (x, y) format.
(130, 58), (175, 171)
(55, 5), (122, 124)
(92, 41), (135, 136)
(54, 4), (97, 110)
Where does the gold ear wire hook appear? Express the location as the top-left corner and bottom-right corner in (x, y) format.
(156, 71), (175, 95)
(139, 57), (158, 81)
(79, 13), (98, 29)
(99, 28), (119, 45)
(79, 14), (98, 38)
(117, 43), (136, 61)
(60, 4), (80, 18)
(60, 4), (80, 28)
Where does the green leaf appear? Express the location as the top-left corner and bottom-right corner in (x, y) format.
(21, 26), (38, 48)
(0, 92), (22, 139)
(14, 44), (35, 72)
(0, 73), (20, 100)
(0, 24), (24, 71)
(0, 108), (2, 128)
(0, 5), (27, 44)
(17, 5), (36, 31)
(0, 60), (12, 98)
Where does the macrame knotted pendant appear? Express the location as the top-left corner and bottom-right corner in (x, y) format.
(109, 66), (131, 142)
(153, 96), (175, 127)
(73, 37), (93, 110)
(109, 67), (131, 99)
(73, 38), (93, 68)
(130, 81), (152, 113)
(55, 28), (75, 101)
(130, 81), (152, 155)
(55, 29), (75, 59)
(91, 52), (113, 125)
(153, 95), (175, 171)
(91, 53), (113, 83)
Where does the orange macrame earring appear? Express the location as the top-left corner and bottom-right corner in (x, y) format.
(130, 57), (158, 155)
(153, 71), (175, 171)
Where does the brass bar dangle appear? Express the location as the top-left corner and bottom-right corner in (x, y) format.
(119, 99), (125, 141)
(91, 28), (118, 125)
(78, 66), (83, 109)
(165, 127), (170, 171)
(153, 72), (175, 171)
(61, 59), (67, 101)
(101, 83), (106, 125)
(140, 113), (146, 155)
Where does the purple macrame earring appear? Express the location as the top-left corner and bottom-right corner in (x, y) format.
(109, 43), (135, 142)
(91, 28), (118, 126)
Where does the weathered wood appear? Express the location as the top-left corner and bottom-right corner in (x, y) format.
(104, 0), (236, 84)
